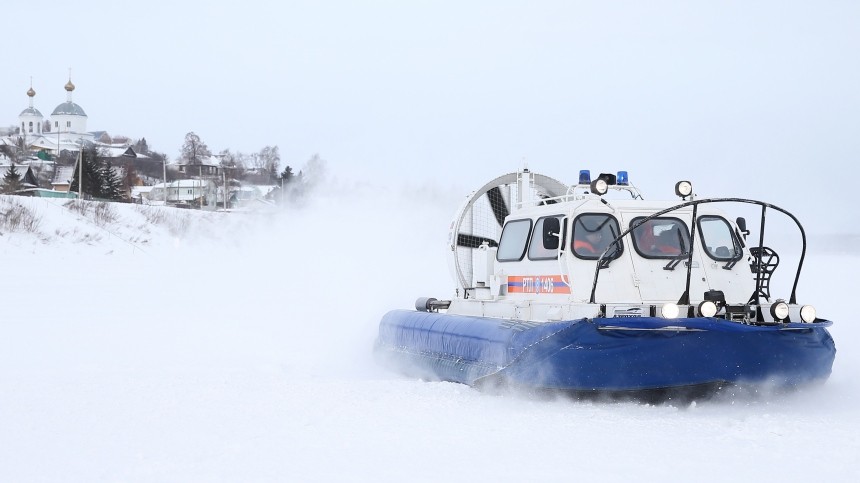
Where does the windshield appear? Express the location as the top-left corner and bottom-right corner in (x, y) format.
(497, 219), (532, 262)
(698, 216), (742, 261)
(572, 214), (623, 260)
(630, 217), (691, 259)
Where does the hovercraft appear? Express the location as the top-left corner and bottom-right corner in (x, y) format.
(375, 169), (835, 396)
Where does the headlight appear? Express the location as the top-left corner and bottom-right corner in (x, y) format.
(590, 178), (608, 195)
(800, 305), (817, 323)
(770, 300), (789, 321)
(661, 302), (680, 319)
(675, 180), (693, 198)
(697, 300), (718, 317)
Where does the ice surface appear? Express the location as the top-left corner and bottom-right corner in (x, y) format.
(1, 189), (858, 482)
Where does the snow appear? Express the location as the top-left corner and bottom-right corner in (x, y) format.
(1, 187), (859, 482)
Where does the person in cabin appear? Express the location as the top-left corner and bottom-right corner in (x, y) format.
(574, 230), (606, 255)
(653, 229), (682, 256)
(634, 220), (684, 257)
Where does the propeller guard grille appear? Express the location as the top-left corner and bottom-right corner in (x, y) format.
(448, 171), (568, 289)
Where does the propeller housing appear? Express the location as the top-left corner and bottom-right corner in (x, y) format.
(447, 170), (568, 290)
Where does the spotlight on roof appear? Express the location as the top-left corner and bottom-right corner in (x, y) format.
(590, 178), (608, 196)
(675, 180), (693, 198)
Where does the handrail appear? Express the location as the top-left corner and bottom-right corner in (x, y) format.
(513, 184), (644, 209)
(588, 197), (807, 305)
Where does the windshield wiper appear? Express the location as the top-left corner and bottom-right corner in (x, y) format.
(663, 231), (690, 271)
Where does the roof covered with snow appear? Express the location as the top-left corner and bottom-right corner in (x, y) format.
(51, 101), (87, 117)
(52, 166), (76, 184)
(19, 107), (44, 117)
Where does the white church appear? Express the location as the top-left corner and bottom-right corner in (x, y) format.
(1, 75), (152, 197)
(10, 75), (95, 154)
(3, 76), (242, 208)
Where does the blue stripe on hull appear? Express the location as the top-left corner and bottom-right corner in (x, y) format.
(376, 310), (836, 391)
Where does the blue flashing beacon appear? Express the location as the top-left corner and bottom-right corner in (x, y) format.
(579, 170), (591, 185)
(617, 170), (629, 186)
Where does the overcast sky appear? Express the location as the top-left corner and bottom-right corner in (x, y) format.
(3, 0), (858, 226)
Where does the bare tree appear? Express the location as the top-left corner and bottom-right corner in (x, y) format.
(250, 152), (264, 171)
(179, 132), (212, 165)
(218, 148), (246, 179)
(302, 153), (327, 188)
(258, 145), (280, 178)
(218, 148), (235, 167)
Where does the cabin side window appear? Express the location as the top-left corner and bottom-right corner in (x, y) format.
(497, 219), (532, 262)
(698, 216), (742, 261)
(572, 214), (623, 260)
(630, 217), (691, 259)
(528, 215), (565, 260)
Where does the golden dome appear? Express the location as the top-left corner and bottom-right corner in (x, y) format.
(27, 87), (35, 97)
(64, 79), (75, 91)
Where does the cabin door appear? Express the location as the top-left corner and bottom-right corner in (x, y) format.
(693, 215), (754, 304)
(619, 212), (710, 304)
(565, 211), (641, 304)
